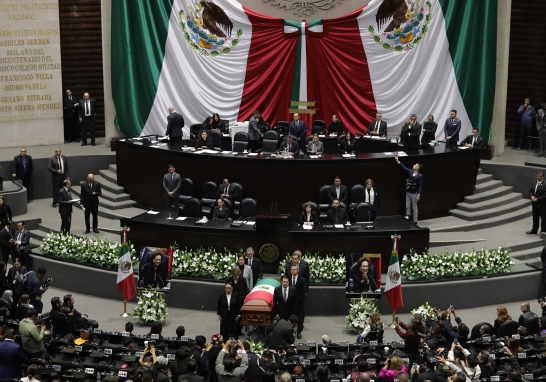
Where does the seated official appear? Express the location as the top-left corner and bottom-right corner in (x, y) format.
(460, 127), (483, 148)
(213, 199), (230, 220)
(327, 199), (349, 224)
(351, 257), (378, 293)
(299, 203), (319, 225)
(195, 130), (213, 150)
(212, 113), (228, 133)
(8, 258), (27, 283)
(50, 296), (74, 338)
(367, 113), (387, 137)
(279, 136), (299, 156)
(216, 179), (238, 200)
(140, 251), (169, 289)
(202, 116), (213, 131)
(340, 132), (357, 155)
(328, 114), (344, 136)
(307, 134), (324, 155)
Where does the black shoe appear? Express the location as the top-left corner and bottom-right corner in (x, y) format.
(93, 229), (99, 233)
(81, 142), (87, 146)
(526, 230), (538, 234)
(76, 138), (80, 142)
(85, 230), (90, 234)
(52, 203), (57, 207)
(91, 143), (96, 146)
(297, 332), (302, 339)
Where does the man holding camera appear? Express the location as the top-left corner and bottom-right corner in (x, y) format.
(50, 296), (74, 338)
(19, 308), (50, 358)
(215, 339), (249, 382)
(25, 267), (49, 314)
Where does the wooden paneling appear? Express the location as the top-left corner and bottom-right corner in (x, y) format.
(505, 0), (546, 146)
(59, 0), (105, 137)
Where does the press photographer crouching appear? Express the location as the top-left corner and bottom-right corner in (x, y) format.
(19, 308), (51, 358)
(49, 296), (74, 338)
(24, 267), (51, 314)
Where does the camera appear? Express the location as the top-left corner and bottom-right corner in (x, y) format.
(43, 277), (53, 287)
(417, 333), (427, 339)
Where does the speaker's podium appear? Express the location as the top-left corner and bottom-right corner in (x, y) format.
(256, 214), (291, 232)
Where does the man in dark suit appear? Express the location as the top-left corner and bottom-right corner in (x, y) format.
(401, 114), (422, 150)
(80, 173), (102, 234)
(327, 199), (349, 224)
(527, 171), (546, 234)
(246, 350), (282, 382)
(217, 179), (239, 201)
(217, 283), (241, 340)
(12, 148), (33, 202)
(288, 113), (307, 153)
(0, 329), (27, 380)
(58, 180), (73, 234)
(279, 135), (299, 156)
(0, 221), (15, 264)
(460, 127), (484, 187)
(13, 221), (31, 267)
(284, 251), (310, 291)
(367, 113), (387, 137)
(165, 106), (184, 146)
(328, 176), (348, 205)
(163, 164), (182, 213)
(245, 247), (263, 286)
(248, 110), (263, 152)
(273, 275), (296, 321)
(48, 148), (69, 207)
(77, 92), (98, 146)
(178, 359), (204, 382)
(264, 315), (298, 350)
(414, 356), (447, 382)
(289, 264), (307, 339)
(444, 110), (461, 146)
(421, 115), (438, 146)
(63, 89), (79, 142)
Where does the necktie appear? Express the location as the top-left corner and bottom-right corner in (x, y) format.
(89, 183), (92, 190)
(293, 276), (296, 285)
(225, 187), (228, 194)
(171, 173), (173, 181)
(58, 156), (62, 170)
(284, 288), (287, 302)
(472, 137), (476, 146)
(536, 181), (542, 194)
(249, 259), (252, 267)
(86, 101), (89, 115)
(368, 189), (371, 203)
(289, 144), (291, 152)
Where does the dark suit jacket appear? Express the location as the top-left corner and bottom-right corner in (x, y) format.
(245, 257), (263, 285)
(178, 373), (204, 382)
(460, 135), (483, 148)
(13, 229), (30, 254)
(246, 355), (282, 382)
(7, 265), (28, 283)
(272, 285), (296, 320)
(77, 98), (98, 120)
(216, 184), (238, 200)
(367, 120), (387, 137)
(167, 112), (185, 138)
(530, 179), (546, 208)
(421, 122), (438, 145)
(58, 187), (73, 215)
(327, 207), (349, 225)
(340, 139), (358, 154)
(12, 155), (33, 179)
(289, 120), (307, 141)
(80, 181), (102, 207)
(0, 227), (14, 258)
(48, 155), (69, 181)
(299, 211), (319, 224)
(163, 172), (182, 197)
(444, 117), (461, 142)
(289, 275), (307, 304)
(401, 122), (422, 150)
(279, 141), (300, 155)
(195, 137), (213, 149)
(50, 307), (74, 338)
(415, 369), (447, 382)
(63, 95), (79, 117)
(0, 339), (27, 379)
(265, 319), (295, 350)
(327, 185), (348, 204)
(284, 262), (310, 292)
(248, 116), (261, 141)
(217, 293), (241, 317)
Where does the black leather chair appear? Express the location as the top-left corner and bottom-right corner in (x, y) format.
(274, 121), (290, 136)
(470, 322), (490, 340)
(367, 329), (384, 343)
(208, 130), (222, 150)
(318, 185), (331, 221)
(350, 184), (365, 206)
(61, 362), (83, 373)
(231, 182), (243, 218)
(234, 132), (249, 142)
(233, 141), (248, 153)
(523, 317), (540, 335)
(190, 124), (202, 143)
(498, 320), (519, 337)
(260, 131), (279, 154)
(312, 120), (327, 135)
(209, 199), (232, 219)
(259, 122), (270, 135)
(201, 181), (218, 215)
(178, 178), (194, 204)
(184, 198), (202, 218)
(239, 198), (257, 220)
(49, 338), (71, 353)
(354, 202), (375, 222)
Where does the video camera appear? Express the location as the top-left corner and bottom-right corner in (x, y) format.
(43, 277), (53, 287)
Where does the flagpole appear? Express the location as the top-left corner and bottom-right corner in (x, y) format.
(120, 299), (130, 318)
(119, 225), (133, 318)
(388, 311), (396, 328)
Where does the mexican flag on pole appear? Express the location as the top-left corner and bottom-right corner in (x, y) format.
(117, 242), (137, 302)
(244, 278), (281, 306)
(385, 235), (403, 312)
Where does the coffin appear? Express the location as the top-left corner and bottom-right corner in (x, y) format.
(239, 278), (279, 326)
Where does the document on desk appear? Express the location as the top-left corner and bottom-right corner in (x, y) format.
(334, 224), (344, 229)
(245, 221), (256, 226)
(458, 146), (469, 149)
(303, 225), (313, 230)
(383, 152), (394, 155)
(397, 152), (408, 156)
(247, 153), (258, 156)
(342, 154), (352, 158)
(147, 211), (160, 215)
(222, 134), (229, 137)
(369, 136), (381, 140)
(319, 135), (326, 138)
(221, 151), (232, 154)
(309, 155), (319, 159)
(119, 139), (126, 142)
(175, 217), (187, 220)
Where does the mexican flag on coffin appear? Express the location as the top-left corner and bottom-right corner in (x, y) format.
(119, 0), (494, 141)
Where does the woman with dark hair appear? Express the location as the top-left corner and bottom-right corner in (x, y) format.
(506, 338), (523, 356)
(394, 317), (425, 356)
(212, 199), (229, 220)
(202, 116), (213, 131)
(8, 258), (27, 283)
(493, 306), (512, 335)
(0, 261), (13, 297)
(149, 321), (163, 339)
(328, 114), (344, 136)
(21, 364), (38, 382)
(340, 132), (357, 155)
(195, 130), (213, 150)
(351, 257), (377, 293)
(235, 255), (253, 290)
(211, 113), (224, 132)
(539, 316), (546, 335)
(299, 203), (318, 225)
(16, 294), (33, 320)
(0, 197), (12, 229)
(226, 268), (249, 300)
(140, 251), (168, 289)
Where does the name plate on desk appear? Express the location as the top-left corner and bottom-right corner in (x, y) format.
(256, 214), (291, 232)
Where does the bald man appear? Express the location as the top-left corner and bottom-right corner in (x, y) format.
(80, 173), (102, 233)
(166, 106), (184, 146)
(78, 92), (98, 146)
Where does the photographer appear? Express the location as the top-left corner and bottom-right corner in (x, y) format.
(426, 325), (448, 352)
(436, 342), (480, 382)
(25, 267), (50, 314)
(443, 308), (469, 347)
(19, 308), (50, 358)
(62, 294), (89, 330)
(410, 354), (446, 382)
(139, 344), (158, 370)
(215, 339), (248, 382)
(154, 355), (172, 382)
(49, 296), (74, 338)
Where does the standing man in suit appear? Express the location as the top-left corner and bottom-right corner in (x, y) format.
(248, 110), (263, 152)
(289, 113), (307, 153)
(13, 221), (30, 267)
(285, 251), (310, 290)
(421, 115), (438, 146)
(367, 113), (387, 137)
(48, 148), (69, 207)
(165, 106), (184, 146)
(80, 174), (102, 234)
(12, 148), (33, 203)
(444, 109), (461, 146)
(537, 106), (546, 157)
(63, 89), (79, 143)
(289, 264), (307, 339)
(217, 179), (238, 201)
(527, 171), (546, 235)
(328, 176), (348, 205)
(395, 156), (423, 223)
(401, 114), (422, 150)
(273, 275), (296, 321)
(0, 329), (27, 380)
(163, 164), (181, 213)
(279, 135), (300, 157)
(245, 247), (263, 286)
(460, 128), (484, 188)
(58, 180), (73, 234)
(518, 97), (536, 151)
(0, 221), (15, 264)
(78, 92), (98, 146)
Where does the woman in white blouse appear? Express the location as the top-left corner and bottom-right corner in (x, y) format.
(234, 255), (253, 290)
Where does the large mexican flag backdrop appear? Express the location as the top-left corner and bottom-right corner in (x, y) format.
(112, 0), (496, 145)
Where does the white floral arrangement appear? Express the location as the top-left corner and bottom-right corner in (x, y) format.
(247, 338), (265, 355)
(277, 253), (345, 284)
(132, 289), (169, 323)
(345, 296), (379, 332)
(171, 247), (241, 279)
(40, 232), (138, 269)
(410, 302), (434, 317)
(401, 246), (514, 280)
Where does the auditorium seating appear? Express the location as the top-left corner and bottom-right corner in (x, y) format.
(233, 132), (249, 152)
(231, 182), (243, 218)
(354, 203), (375, 223)
(239, 197), (257, 219)
(318, 185), (330, 220)
(311, 120), (327, 135)
(177, 178), (194, 211)
(274, 121), (290, 136)
(189, 124), (201, 143)
(201, 181), (218, 216)
(183, 197), (202, 218)
(260, 131), (279, 154)
(208, 130), (222, 150)
(498, 320), (518, 337)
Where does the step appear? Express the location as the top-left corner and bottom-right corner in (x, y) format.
(109, 164), (117, 174)
(93, 175), (124, 195)
(511, 247), (544, 261)
(450, 199), (530, 221)
(71, 187), (131, 203)
(464, 186), (514, 204)
(432, 207), (532, 232)
(72, 203), (136, 220)
(29, 229), (49, 242)
(478, 168), (483, 175)
(429, 238), (486, 248)
(475, 173), (493, 185)
(456, 193), (523, 212)
(70, 188), (134, 210)
(98, 169), (118, 185)
(474, 180), (504, 194)
(509, 238), (545, 253)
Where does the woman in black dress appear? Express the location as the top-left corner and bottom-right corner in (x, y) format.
(328, 114), (344, 136)
(0, 197), (12, 228)
(213, 199), (229, 220)
(340, 132), (358, 155)
(299, 203), (318, 225)
(226, 268), (249, 300)
(212, 113), (226, 132)
(195, 131), (213, 150)
(202, 116), (213, 131)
